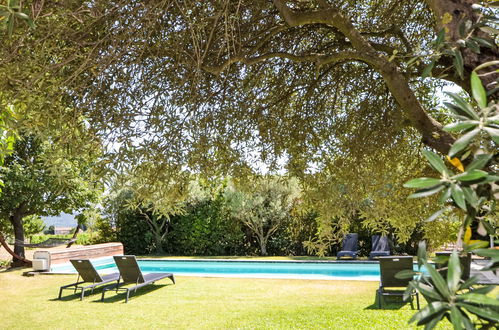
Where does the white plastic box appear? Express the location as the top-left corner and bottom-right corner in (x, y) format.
(32, 251), (51, 271)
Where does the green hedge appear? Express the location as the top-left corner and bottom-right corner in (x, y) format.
(165, 198), (248, 256)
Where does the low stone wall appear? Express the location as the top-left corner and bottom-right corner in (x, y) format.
(34, 242), (124, 265)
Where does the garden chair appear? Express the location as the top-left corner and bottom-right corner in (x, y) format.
(337, 233), (359, 260)
(101, 255), (175, 303)
(58, 259), (120, 300)
(369, 235), (391, 259)
(377, 256), (419, 309)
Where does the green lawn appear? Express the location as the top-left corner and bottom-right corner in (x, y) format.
(0, 268), (451, 329)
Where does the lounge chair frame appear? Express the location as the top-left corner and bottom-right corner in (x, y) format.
(101, 255), (175, 303)
(58, 259), (120, 300)
(377, 256), (419, 310)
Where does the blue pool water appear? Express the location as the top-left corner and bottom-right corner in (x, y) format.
(50, 258), (387, 281)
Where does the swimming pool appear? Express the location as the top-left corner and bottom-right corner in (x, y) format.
(50, 258), (386, 281)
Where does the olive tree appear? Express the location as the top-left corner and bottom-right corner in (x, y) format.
(224, 177), (300, 255)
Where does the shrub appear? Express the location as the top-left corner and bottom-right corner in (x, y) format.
(43, 225), (55, 235)
(165, 197), (247, 256)
(115, 210), (153, 255)
(89, 216), (117, 244)
(30, 233), (93, 245)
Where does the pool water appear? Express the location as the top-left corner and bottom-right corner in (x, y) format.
(50, 258), (387, 281)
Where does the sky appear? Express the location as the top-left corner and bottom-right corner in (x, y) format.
(42, 213), (77, 228)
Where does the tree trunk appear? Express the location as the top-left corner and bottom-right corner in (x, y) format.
(153, 232), (165, 254)
(0, 233), (32, 267)
(426, 0), (499, 93)
(257, 234), (268, 256)
(9, 211), (28, 267)
(66, 224), (81, 248)
(139, 209), (167, 254)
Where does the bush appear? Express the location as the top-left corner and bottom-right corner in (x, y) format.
(89, 216), (117, 244)
(23, 215), (46, 239)
(165, 197), (248, 256)
(114, 210), (153, 255)
(43, 225), (55, 235)
(29, 233), (93, 245)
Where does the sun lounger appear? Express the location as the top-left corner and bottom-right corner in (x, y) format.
(377, 256), (419, 309)
(58, 259), (120, 300)
(369, 235), (391, 259)
(101, 255), (175, 303)
(337, 233), (359, 260)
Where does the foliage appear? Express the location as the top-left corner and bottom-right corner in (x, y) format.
(104, 170), (190, 254)
(0, 0), (496, 263)
(0, 133), (102, 263)
(415, 5), (498, 82)
(0, 135), (99, 218)
(43, 225), (54, 235)
(22, 215), (44, 240)
(422, 216), (460, 252)
(30, 233), (94, 246)
(224, 176), (301, 256)
(0, 214), (43, 239)
(0, 103), (16, 190)
(404, 62), (498, 328)
(1, 1), (496, 195)
(400, 243), (498, 329)
(166, 197), (247, 256)
(103, 189), (154, 255)
(101, 176), (329, 257)
(89, 215), (117, 244)
(278, 209), (319, 256)
(0, 0), (34, 37)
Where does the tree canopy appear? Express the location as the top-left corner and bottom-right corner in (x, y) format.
(0, 133), (102, 265)
(225, 176), (300, 255)
(3, 1), (497, 165)
(0, 0), (497, 246)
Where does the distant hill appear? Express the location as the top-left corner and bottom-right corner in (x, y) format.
(42, 213), (77, 228)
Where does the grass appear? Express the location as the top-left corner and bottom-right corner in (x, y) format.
(0, 268), (452, 329)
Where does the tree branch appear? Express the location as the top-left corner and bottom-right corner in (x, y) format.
(203, 50), (373, 75)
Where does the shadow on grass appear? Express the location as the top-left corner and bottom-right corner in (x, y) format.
(50, 283), (174, 303)
(49, 285), (111, 302)
(364, 295), (418, 311)
(0, 266), (29, 273)
(97, 283), (174, 303)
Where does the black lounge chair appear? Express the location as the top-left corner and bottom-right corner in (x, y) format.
(337, 233), (359, 260)
(101, 255), (175, 303)
(58, 259), (120, 300)
(377, 256), (419, 309)
(369, 235), (391, 259)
